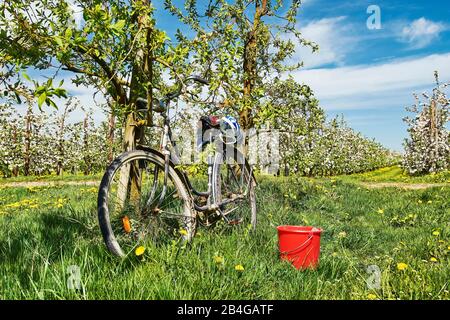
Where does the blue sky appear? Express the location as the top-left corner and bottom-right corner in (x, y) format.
(140, 0), (450, 151)
(282, 0), (450, 151)
(21, 0), (450, 152)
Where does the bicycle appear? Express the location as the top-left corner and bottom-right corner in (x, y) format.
(97, 75), (257, 257)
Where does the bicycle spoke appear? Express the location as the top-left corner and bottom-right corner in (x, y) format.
(102, 154), (195, 253)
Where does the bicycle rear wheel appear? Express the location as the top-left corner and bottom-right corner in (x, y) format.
(212, 147), (257, 229)
(98, 150), (196, 257)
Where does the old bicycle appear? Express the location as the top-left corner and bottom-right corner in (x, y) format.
(97, 76), (257, 257)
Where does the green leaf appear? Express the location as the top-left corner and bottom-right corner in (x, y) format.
(65, 28), (72, 40)
(38, 92), (47, 109)
(22, 73), (31, 81)
(111, 20), (125, 33)
(48, 99), (58, 109)
(54, 36), (63, 48)
(35, 85), (46, 95)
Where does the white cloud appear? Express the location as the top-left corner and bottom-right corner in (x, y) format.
(290, 53), (450, 110)
(399, 17), (446, 49)
(292, 16), (358, 69)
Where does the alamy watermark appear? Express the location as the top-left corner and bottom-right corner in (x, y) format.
(67, 265), (81, 291)
(367, 5), (382, 30)
(366, 264), (381, 289)
(171, 124), (280, 170)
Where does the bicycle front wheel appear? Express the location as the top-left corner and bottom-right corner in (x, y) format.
(98, 150), (196, 257)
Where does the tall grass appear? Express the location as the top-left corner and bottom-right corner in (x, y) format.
(0, 176), (448, 300)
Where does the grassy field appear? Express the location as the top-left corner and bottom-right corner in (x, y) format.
(0, 173), (102, 184)
(0, 170), (449, 300)
(336, 165), (450, 183)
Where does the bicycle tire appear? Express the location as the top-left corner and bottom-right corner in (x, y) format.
(97, 150), (196, 257)
(212, 147), (257, 229)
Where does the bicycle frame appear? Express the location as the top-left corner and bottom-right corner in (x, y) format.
(137, 106), (252, 217)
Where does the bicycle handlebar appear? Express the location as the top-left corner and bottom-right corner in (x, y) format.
(166, 75), (209, 101)
(186, 75), (209, 85)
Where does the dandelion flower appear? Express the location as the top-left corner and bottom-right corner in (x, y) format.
(432, 230), (440, 236)
(234, 264), (244, 271)
(135, 246), (146, 256)
(377, 208), (384, 214)
(397, 262), (408, 271)
(214, 256), (224, 264)
(179, 228), (188, 236)
(367, 293), (377, 300)
(56, 198), (64, 208)
(417, 200), (422, 204)
(430, 257), (438, 263)
(338, 231), (347, 238)
(427, 200), (432, 204)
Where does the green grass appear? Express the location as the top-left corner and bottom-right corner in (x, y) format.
(336, 165), (450, 184)
(0, 176), (449, 300)
(0, 173), (102, 185)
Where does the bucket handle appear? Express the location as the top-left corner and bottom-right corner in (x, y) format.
(279, 233), (313, 255)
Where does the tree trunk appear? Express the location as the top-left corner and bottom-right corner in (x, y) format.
(107, 111), (115, 162)
(12, 126), (19, 177)
(83, 115), (90, 175)
(240, 0), (267, 157)
(429, 99), (439, 171)
(23, 104), (32, 176)
(117, 0), (154, 206)
(56, 111), (66, 176)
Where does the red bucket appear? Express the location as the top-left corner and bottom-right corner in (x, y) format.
(277, 226), (323, 270)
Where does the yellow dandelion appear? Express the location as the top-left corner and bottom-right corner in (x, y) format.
(135, 246), (146, 256)
(338, 231), (347, 238)
(397, 262), (408, 271)
(427, 200), (432, 204)
(367, 293), (377, 300)
(432, 230), (440, 236)
(6, 202), (21, 208)
(417, 200), (422, 204)
(179, 228), (188, 236)
(214, 256), (224, 264)
(377, 208), (384, 214)
(234, 264), (244, 271)
(430, 257), (438, 263)
(447, 246), (450, 250)
(55, 198), (65, 208)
